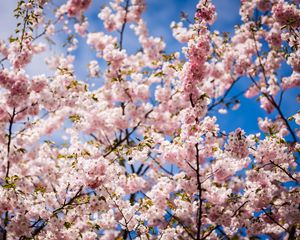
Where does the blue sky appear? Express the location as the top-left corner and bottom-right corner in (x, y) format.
(0, 0), (299, 139)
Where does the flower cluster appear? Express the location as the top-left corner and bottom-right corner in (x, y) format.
(0, 0), (299, 239)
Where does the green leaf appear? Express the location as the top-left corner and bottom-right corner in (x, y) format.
(69, 114), (81, 123)
(9, 36), (18, 43)
(3, 183), (16, 189)
(154, 71), (165, 77)
(64, 221), (72, 229)
(35, 185), (46, 194)
(57, 154), (66, 159)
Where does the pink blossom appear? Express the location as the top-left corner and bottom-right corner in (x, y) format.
(195, 0), (216, 25)
(66, 0), (92, 17)
(273, 1), (300, 28)
(282, 72), (300, 89)
(74, 21), (88, 36)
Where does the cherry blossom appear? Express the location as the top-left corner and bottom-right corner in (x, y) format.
(0, 0), (299, 239)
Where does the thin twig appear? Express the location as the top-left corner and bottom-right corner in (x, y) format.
(6, 108), (16, 179)
(270, 161), (299, 183)
(231, 200), (249, 217)
(119, 0), (130, 50)
(261, 208), (289, 233)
